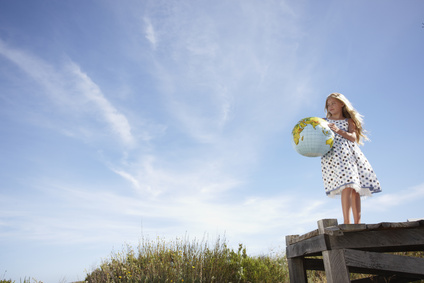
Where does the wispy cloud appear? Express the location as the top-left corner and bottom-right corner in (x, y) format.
(66, 62), (135, 147)
(144, 17), (157, 49)
(0, 39), (135, 147)
(110, 168), (141, 190)
(364, 183), (424, 212)
(0, 181), (334, 253)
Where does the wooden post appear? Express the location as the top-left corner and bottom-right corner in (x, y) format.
(287, 257), (308, 283)
(318, 218), (338, 234)
(322, 249), (350, 283)
(286, 235), (308, 283)
(319, 219), (350, 282)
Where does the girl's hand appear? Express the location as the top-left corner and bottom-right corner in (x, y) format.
(328, 121), (357, 143)
(328, 123), (340, 134)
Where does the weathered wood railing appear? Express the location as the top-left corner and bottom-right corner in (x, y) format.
(285, 219), (424, 282)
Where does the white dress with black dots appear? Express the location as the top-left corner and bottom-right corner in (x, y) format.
(321, 118), (382, 198)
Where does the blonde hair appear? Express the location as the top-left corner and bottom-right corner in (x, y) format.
(325, 93), (368, 144)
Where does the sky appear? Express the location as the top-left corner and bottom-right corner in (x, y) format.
(0, 0), (423, 282)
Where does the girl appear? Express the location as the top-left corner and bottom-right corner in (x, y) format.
(321, 93), (381, 224)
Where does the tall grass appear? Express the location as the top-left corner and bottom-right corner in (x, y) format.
(85, 236), (290, 283)
(85, 236), (424, 283)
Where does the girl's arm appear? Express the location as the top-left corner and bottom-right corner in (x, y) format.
(328, 119), (357, 143)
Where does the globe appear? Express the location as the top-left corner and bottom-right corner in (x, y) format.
(292, 117), (334, 157)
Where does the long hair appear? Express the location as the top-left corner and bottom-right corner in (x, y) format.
(325, 93), (368, 144)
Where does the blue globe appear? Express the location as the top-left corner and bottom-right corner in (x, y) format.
(292, 117), (334, 157)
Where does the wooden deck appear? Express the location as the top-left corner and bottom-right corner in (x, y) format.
(285, 219), (424, 283)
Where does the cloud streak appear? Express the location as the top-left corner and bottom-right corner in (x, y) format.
(0, 180), (334, 253)
(364, 183), (424, 213)
(0, 39), (135, 147)
(66, 62), (135, 147)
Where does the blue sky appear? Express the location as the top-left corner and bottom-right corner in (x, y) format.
(1, 0), (423, 281)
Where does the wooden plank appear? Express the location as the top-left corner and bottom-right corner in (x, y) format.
(286, 229), (319, 245)
(407, 218), (424, 222)
(298, 229), (319, 241)
(303, 256), (424, 279)
(287, 220), (424, 246)
(286, 234), (328, 258)
(366, 221), (420, 230)
(344, 249), (424, 278)
(287, 257), (307, 283)
(328, 227), (424, 252)
(303, 258), (324, 271)
(322, 249), (350, 283)
(339, 223), (367, 232)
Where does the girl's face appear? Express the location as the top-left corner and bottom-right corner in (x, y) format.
(326, 97), (344, 117)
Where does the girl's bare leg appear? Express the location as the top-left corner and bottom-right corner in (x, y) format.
(341, 188), (353, 224)
(351, 190), (361, 224)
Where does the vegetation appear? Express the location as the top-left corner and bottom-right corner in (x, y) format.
(85, 236), (291, 283)
(0, 279), (34, 283)
(3, 237), (424, 282)
(84, 236), (424, 283)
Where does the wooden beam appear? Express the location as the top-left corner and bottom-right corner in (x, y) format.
(303, 258), (324, 271)
(286, 234), (328, 258)
(328, 228), (424, 252)
(344, 249), (424, 278)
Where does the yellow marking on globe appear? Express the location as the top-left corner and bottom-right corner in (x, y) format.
(292, 117), (334, 147)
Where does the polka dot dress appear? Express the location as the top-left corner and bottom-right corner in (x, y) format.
(321, 119), (382, 197)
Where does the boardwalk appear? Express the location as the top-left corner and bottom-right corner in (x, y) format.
(286, 219), (424, 283)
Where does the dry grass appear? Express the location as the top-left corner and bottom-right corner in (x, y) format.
(85, 236), (290, 283)
(84, 237), (424, 283)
